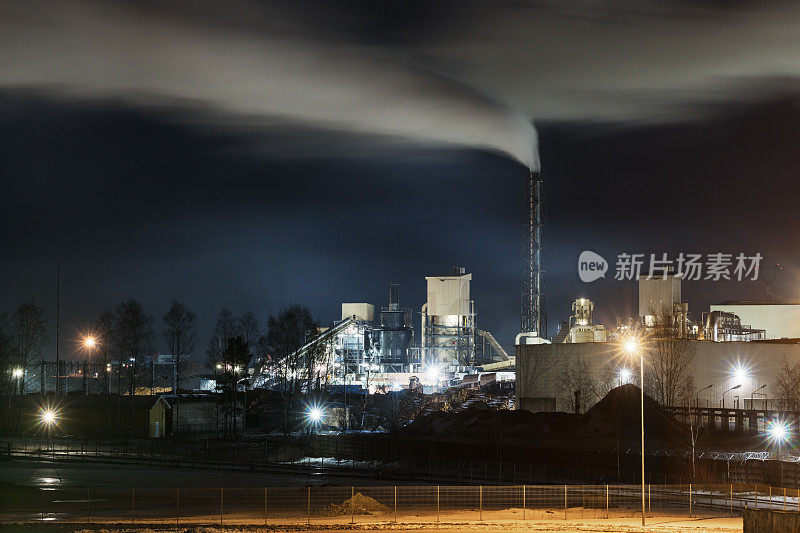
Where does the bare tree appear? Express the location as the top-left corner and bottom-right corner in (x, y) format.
(238, 312), (260, 353)
(558, 357), (601, 413)
(264, 305), (318, 433)
(773, 359), (800, 411)
(0, 313), (14, 395)
(163, 301), (197, 390)
(219, 336), (251, 435)
(10, 301), (47, 434)
(111, 300), (154, 437)
(163, 300), (197, 435)
(646, 339), (696, 407)
(206, 308), (237, 371)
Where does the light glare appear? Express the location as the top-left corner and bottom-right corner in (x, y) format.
(767, 419), (790, 445)
(732, 364), (748, 385)
(307, 406), (323, 423)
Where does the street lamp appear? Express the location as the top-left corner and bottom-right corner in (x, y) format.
(306, 404), (324, 434)
(766, 418), (791, 484)
(695, 384), (713, 407)
(37, 405), (60, 440)
(80, 334), (99, 395)
(623, 337), (645, 527)
(11, 367), (24, 395)
(82, 335), (97, 350)
(722, 384), (741, 409)
(751, 384), (767, 410)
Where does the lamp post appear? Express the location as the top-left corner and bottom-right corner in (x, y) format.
(751, 384), (766, 410)
(722, 384), (741, 410)
(695, 384), (713, 408)
(623, 338), (645, 527)
(11, 367), (24, 395)
(81, 335), (98, 395)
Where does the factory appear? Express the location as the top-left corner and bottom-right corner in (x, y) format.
(256, 267), (512, 393)
(517, 271), (800, 414)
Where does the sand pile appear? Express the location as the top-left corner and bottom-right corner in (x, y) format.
(316, 492), (389, 516)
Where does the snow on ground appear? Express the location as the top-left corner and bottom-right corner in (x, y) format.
(55, 515), (743, 532)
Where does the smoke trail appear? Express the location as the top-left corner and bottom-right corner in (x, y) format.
(0, 1), (538, 169)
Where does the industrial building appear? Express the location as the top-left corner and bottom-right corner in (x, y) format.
(709, 301), (800, 340)
(521, 272), (800, 414)
(254, 268), (512, 393)
(516, 339), (800, 413)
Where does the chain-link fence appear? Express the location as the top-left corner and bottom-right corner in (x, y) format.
(2, 483), (798, 527)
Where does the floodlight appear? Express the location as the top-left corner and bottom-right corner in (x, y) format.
(38, 407), (59, 428)
(623, 339), (638, 353)
(307, 406), (323, 424)
(767, 419), (790, 445)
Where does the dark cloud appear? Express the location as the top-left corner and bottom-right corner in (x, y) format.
(1, 1), (799, 357)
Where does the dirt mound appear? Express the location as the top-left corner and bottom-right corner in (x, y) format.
(579, 383), (688, 443)
(316, 492), (389, 516)
(402, 384), (688, 450)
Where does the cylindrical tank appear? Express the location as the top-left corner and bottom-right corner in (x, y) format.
(377, 309), (413, 364)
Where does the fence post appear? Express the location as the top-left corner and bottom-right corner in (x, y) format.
(220, 487), (223, 527)
(437, 486), (440, 523)
(394, 486), (397, 523)
(648, 484), (651, 515)
(784, 487), (787, 511)
(769, 485), (772, 510)
(86, 487), (90, 529)
(351, 487), (354, 524)
(131, 487), (135, 525)
(307, 486), (311, 525)
(606, 484), (609, 519)
(730, 484), (733, 516)
(689, 483), (692, 518)
(755, 484), (758, 509)
(176, 487), (180, 529)
(479, 486), (483, 521)
(264, 487), (268, 526)
(564, 485), (567, 520)
(522, 485), (526, 521)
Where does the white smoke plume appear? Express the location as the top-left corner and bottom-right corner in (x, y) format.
(0, 1), (539, 169)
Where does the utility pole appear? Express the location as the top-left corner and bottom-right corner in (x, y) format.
(56, 254), (61, 396)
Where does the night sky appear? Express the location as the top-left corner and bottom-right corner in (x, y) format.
(2, 1), (800, 358)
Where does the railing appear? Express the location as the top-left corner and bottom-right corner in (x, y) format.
(1, 483), (798, 527)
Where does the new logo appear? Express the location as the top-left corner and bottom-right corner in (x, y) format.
(578, 251), (608, 282)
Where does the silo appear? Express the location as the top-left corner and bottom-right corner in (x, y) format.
(374, 284), (413, 371)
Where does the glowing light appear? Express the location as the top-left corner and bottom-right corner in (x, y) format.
(618, 367), (632, 383)
(732, 364), (749, 385)
(83, 335), (97, 349)
(424, 365), (441, 383)
(38, 407), (59, 428)
(11, 367), (23, 379)
(623, 339), (638, 354)
(767, 419), (791, 445)
(307, 406), (323, 424)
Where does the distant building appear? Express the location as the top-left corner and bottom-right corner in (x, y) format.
(710, 301), (800, 340)
(516, 340), (800, 413)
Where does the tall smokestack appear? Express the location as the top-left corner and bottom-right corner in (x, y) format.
(521, 169), (546, 337)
